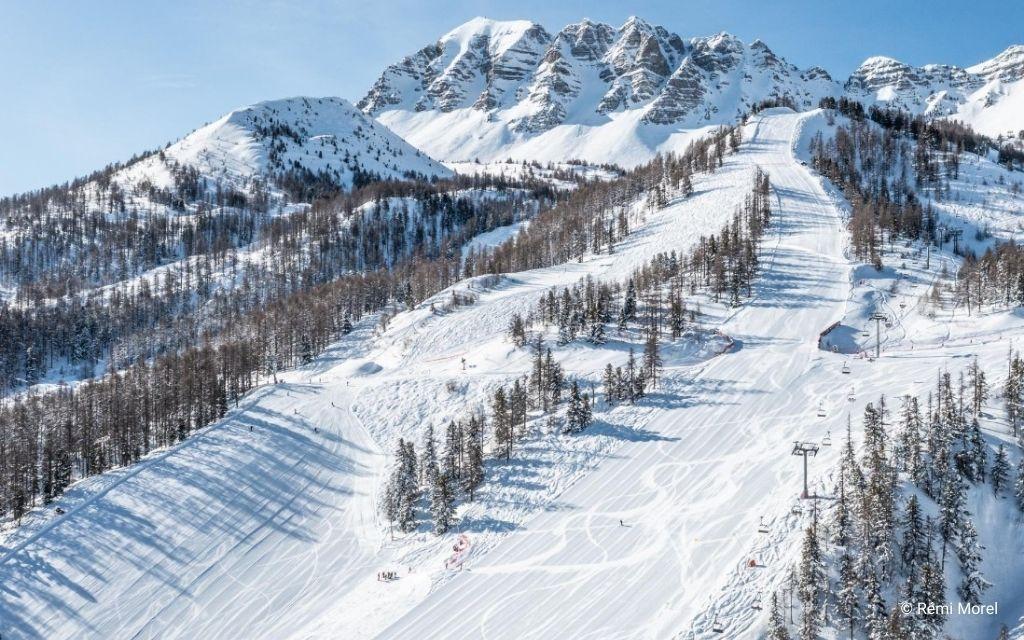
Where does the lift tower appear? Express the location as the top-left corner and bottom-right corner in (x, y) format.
(869, 312), (888, 359)
(792, 441), (820, 499)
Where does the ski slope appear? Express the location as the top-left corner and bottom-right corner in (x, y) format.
(379, 110), (852, 639)
(5, 109), (1022, 639)
(0, 329), (387, 640)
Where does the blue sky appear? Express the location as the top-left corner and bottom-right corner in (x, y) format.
(2, 0), (1022, 196)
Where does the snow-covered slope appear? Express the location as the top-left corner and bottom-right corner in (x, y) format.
(361, 17), (837, 166)
(117, 96), (451, 194)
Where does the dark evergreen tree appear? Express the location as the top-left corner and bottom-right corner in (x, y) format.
(492, 387), (512, 461)
(431, 471), (456, 534)
(564, 381), (592, 434)
(463, 415), (484, 501)
(991, 445), (1009, 496)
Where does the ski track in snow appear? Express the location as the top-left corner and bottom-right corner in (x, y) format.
(3, 109), (1024, 639)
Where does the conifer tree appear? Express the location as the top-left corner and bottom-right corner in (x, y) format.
(603, 363), (617, 404)
(420, 423), (439, 488)
(564, 381), (592, 434)
(431, 471), (456, 534)
(546, 350), (564, 406)
(492, 387), (512, 460)
(642, 330), (663, 389)
(938, 473), (965, 567)
(443, 420), (461, 480)
(381, 438), (407, 537)
(991, 445), (1009, 496)
(621, 279), (637, 327)
(835, 552), (858, 640)
(967, 356), (987, 415)
(955, 519), (989, 605)
(863, 571), (888, 640)
(1015, 459), (1024, 512)
(767, 592), (792, 640)
(797, 526), (824, 640)
(463, 415), (484, 500)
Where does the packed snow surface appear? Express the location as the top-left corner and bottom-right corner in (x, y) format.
(3, 110), (1024, 640)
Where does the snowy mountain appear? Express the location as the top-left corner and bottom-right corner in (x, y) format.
(360, 17), (838, 166)
(846, 45), (1024, 138)
(360, 17), (1024, 165)
(117, 96), (451, 196)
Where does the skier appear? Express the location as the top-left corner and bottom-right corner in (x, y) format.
(619, 519), (624, 527)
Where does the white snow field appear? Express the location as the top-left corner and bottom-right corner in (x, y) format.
(3, 109), (1024, 640)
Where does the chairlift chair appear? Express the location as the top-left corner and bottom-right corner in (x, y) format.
(841, 362), (851, 374)
(817, 402), (826, 418)
(822, 431), (832, 447)
(758, 516), (769, 534)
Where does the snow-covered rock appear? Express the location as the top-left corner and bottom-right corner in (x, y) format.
(846, 45), (1024, 138)
(363, 18), (1024, 164)
(363, 18), (838, 167)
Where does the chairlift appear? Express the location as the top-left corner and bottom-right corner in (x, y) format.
(861, 330), (870, 338)
(848, 386), (856, 402)
(751, 592), (763, 611)
(899, 301), (907, 309)
(885, 321), (893, 329)
(841, 362), (851, 375)
(822, 430), (832, 447)
(791, 503), (803, 516)
(817, 402), (826, 418)
(758, 516), (770, 534)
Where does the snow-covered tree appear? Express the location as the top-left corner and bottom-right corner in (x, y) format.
(901, 494), (925, 573)
(797, 526), (824, 640)
(431, 471), (456, 534)
(767, 592), (792, 640)
(492, 387), (512, 460)
(420, 423), (439, 488)
(955, 519), (989, 605)
(642, 330), (663, 389)
(835, 552), (859, 640)
(564, 381), (592, 434)
(462, 415), (484, 501)
(603, 363), (617, 404)
(1015, 459), (1024, 512)
(991, 445), (1009, 496)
